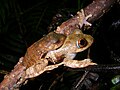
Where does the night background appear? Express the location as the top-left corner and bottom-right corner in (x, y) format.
(0, 0), (120, 90)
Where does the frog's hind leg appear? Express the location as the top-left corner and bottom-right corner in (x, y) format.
(25, 58), (48, 78)
(25, 59), (64, 79)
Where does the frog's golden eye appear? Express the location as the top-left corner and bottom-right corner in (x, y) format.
(76, 38), (88, 48)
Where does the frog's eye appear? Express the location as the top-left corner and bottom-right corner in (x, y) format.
(76, 38), (88, 48)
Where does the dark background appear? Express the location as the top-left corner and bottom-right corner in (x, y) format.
(0, 0), (120, 90)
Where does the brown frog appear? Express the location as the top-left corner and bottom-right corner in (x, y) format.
(24, 29), (96, 79)
(0, 29), (96, 89)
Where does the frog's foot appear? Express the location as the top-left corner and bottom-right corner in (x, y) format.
(77, 9), (92, 28)
(63, 59), (97, 68)
(83, 14), (92, 26)
(45, 51), (58, 64)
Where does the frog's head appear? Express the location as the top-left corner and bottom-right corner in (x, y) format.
(66, 29), (94, 53)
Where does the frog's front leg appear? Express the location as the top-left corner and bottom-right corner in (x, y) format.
(63, 59), (97, 68)
(77, 9), (92, 27)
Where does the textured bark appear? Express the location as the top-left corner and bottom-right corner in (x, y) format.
(84, 0), (116, 23)
(55, 0), (116, 35)
(0, 58), (26, 90)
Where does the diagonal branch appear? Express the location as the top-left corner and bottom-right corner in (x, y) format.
(55, 0), (116, 35)
(84, 0), (116, 23)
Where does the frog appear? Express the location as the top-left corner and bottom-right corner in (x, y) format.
(0, 29), (96, 89)
(24, 29), (96, 79)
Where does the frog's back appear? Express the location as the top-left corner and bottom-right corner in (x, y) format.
(22, 32), (66, 68)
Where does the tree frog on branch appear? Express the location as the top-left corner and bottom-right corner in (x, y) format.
(0, 9), (94, 89)
(24, 29), (96, 79)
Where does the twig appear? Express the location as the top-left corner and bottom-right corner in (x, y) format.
(75, 71), (89, 89)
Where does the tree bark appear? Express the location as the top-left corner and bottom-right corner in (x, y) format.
(55, 0), (116, 35)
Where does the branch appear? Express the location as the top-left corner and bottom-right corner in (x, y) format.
(0, 58), (26, 90)
(55, 0), (116, 35)
(68, 64), (120, 72)
(84, 0), (116, 23)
